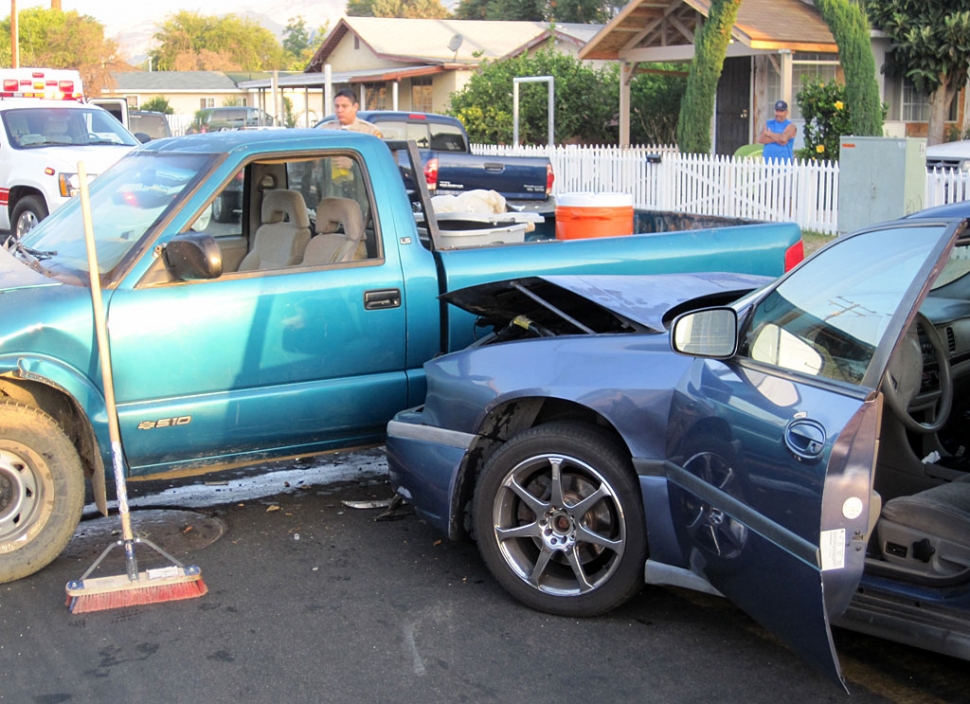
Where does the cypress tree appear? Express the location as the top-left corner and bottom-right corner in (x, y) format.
(814, 0), (883, 136)
(676, 0), (741, 154)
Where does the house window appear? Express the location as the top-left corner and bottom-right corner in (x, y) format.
(362, 83), (387, 111)
(125, 95), (139, 108)
(411, 77), (433, 113)
(354, 36), (360, 50)
(768, 53), (839, 121)
(902, 80), (958, 122)
(200, 98), (215, 109)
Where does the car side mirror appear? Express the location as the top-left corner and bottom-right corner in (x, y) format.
(134, 132), (152, 143)
(164, 233), (223, 280)
(671, 308), (739, 358)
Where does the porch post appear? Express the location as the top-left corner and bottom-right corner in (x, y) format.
(780, 49), (793, 111)
(393, 81), (399, 111)
(619, 61), (632, 147)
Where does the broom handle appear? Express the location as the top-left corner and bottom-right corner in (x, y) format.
(78, 163), (136, 553)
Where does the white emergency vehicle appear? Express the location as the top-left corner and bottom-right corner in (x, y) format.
(0, 68), (138, 239)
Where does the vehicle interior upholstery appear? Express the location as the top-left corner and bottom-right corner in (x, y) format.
(871, 242), (970, 584)
(237, 189), (312, 271)
(191, 155), (379, 274)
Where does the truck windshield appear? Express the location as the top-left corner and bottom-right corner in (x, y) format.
(18, 151), (214, 275)
(2, 107), (139, 148)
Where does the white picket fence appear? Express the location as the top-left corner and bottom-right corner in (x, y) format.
(472, 143), (970, 235)
(926, 167), (970, 209)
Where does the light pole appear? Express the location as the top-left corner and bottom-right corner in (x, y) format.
(10, 0), (19, 68)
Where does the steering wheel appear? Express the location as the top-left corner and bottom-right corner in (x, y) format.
(882, 312), (952, 434)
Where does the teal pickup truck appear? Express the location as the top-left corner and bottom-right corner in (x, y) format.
(0, 130), (803, 583)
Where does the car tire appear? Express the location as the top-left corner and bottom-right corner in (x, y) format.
(11, 196), (48, 242)
(212, 193), (231, 223)
(473, 421), (646, 617)
(0, 400), (85, 584)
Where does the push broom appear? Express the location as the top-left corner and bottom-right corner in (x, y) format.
(65, 162), (207, 614)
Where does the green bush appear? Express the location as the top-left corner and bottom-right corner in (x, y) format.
(946, 124), (970, 142)
(139, 96), (174, 115)
(796, 79), (852, 161)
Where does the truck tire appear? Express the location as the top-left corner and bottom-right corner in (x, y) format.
(212, 193), (231, 223)
(0, 400), (85, 584)
(11, 196), (48, 242)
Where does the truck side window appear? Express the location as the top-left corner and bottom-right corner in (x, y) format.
(183, 168), (249, 272)
(287, 155), (378, 265)
(184, 154), (379, 277)
(429, 126), (467, 152)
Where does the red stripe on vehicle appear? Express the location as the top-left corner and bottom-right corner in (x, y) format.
(0, 188), (8, 206)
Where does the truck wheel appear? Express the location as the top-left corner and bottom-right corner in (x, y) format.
(212, 193), (231, 223)
(0, 400), (85, 584)
(11, 196), (48, 242)
(472, 421), (646, 617)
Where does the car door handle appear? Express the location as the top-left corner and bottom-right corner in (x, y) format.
(784, 418), (826, 460)
(484, 162), (505, 172)
(364, 288), (401, 310)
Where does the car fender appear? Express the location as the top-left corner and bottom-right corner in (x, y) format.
(1, 354), (109, 514)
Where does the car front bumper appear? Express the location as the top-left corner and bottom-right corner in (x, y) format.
(386, 408), (477, 537)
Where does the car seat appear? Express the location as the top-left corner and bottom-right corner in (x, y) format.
(876, 473), (970, 576)
(238, 189), (312, 271)
(302, 197), (366, 266)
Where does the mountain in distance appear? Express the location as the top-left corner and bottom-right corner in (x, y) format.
(111, 0), (347, 65)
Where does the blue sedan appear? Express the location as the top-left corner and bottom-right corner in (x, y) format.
(387, 215), (970, 690)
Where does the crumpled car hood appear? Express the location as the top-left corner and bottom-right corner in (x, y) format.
(442, 272), (772, 333)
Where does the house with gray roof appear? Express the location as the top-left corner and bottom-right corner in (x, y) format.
(102, 71), (252, 117)
(238, 17), (605, 123)
(105, 20), (606, 129)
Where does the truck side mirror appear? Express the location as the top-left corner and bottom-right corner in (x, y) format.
(164, 232), (223, 280)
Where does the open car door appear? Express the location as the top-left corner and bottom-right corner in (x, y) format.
(663, 219), (964, 687)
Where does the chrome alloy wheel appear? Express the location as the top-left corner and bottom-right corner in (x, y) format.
(491, 453), (626, 596)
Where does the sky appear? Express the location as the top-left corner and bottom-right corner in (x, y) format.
(13, 0), (345, 59)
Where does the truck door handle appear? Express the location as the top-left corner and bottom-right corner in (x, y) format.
(364, 288), (401, 310)
(484, 162), (505, 172)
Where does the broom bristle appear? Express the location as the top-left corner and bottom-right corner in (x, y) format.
(66, 570), (207, 614)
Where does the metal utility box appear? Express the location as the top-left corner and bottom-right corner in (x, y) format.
(838, 137), (926, 234)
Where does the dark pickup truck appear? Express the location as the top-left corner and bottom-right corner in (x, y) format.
(316, 111), (554, 213)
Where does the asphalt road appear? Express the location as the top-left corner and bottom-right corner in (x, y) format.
(1, 450), (968, 704)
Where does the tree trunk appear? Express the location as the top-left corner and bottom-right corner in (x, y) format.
(926, 80), (955, 146)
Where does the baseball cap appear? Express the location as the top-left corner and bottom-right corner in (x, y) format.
(774, 100), (788, 111)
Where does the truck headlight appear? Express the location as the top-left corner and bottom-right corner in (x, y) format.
(57, 172), (97, 198)
(58, 173), (81, 197)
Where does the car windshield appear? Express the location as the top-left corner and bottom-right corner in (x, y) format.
(1, 107), (139, 148)
(16, 151), (215, 276)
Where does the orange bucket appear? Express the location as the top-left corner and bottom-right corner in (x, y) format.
(555, 192), (634, 239)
